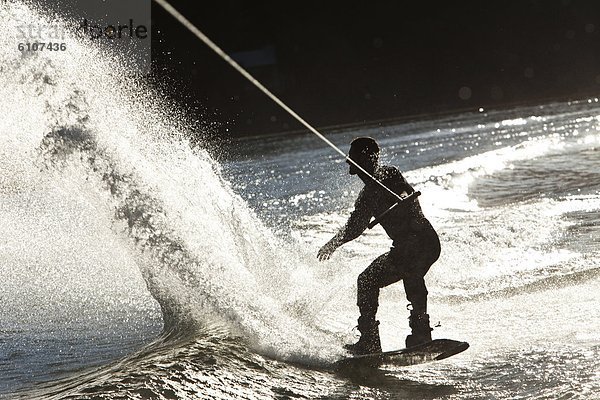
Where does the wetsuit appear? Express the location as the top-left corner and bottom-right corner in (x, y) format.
(331, 165), (441, 321)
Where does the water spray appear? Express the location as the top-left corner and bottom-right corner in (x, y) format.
(152, 0), (419, 225)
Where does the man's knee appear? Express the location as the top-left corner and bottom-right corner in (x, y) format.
(357, 269), (375, 292)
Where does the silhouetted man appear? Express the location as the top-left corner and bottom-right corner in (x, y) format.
(318, 137), (440, 355)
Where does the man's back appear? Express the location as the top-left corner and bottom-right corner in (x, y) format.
(360, 165), (430, 242)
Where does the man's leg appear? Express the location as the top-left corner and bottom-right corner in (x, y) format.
(345, 251), (404, 355)
(357, 253), (389, 320)
(404, 276), (433, 347)
(348, 231), (440, 352)
(404, 276), (428, 315)
(403, 232), (441, 347)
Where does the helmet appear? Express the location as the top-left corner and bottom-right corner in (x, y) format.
(350, 137), (380, 157)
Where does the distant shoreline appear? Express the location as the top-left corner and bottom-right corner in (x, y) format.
(228, 93), (600, 141)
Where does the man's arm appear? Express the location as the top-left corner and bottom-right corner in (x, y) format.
(318, 189), (371, 261)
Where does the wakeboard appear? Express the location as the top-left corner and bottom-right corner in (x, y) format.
(336, 339), (469, 369)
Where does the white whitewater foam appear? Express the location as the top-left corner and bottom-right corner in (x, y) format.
(0, 1), (344, 364)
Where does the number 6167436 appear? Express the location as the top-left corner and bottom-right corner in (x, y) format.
(18, 42), (67, 51)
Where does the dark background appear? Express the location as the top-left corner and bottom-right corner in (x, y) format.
(150, 0), (600, 137)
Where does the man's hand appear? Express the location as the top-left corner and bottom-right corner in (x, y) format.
(317, 240), (337, 261)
